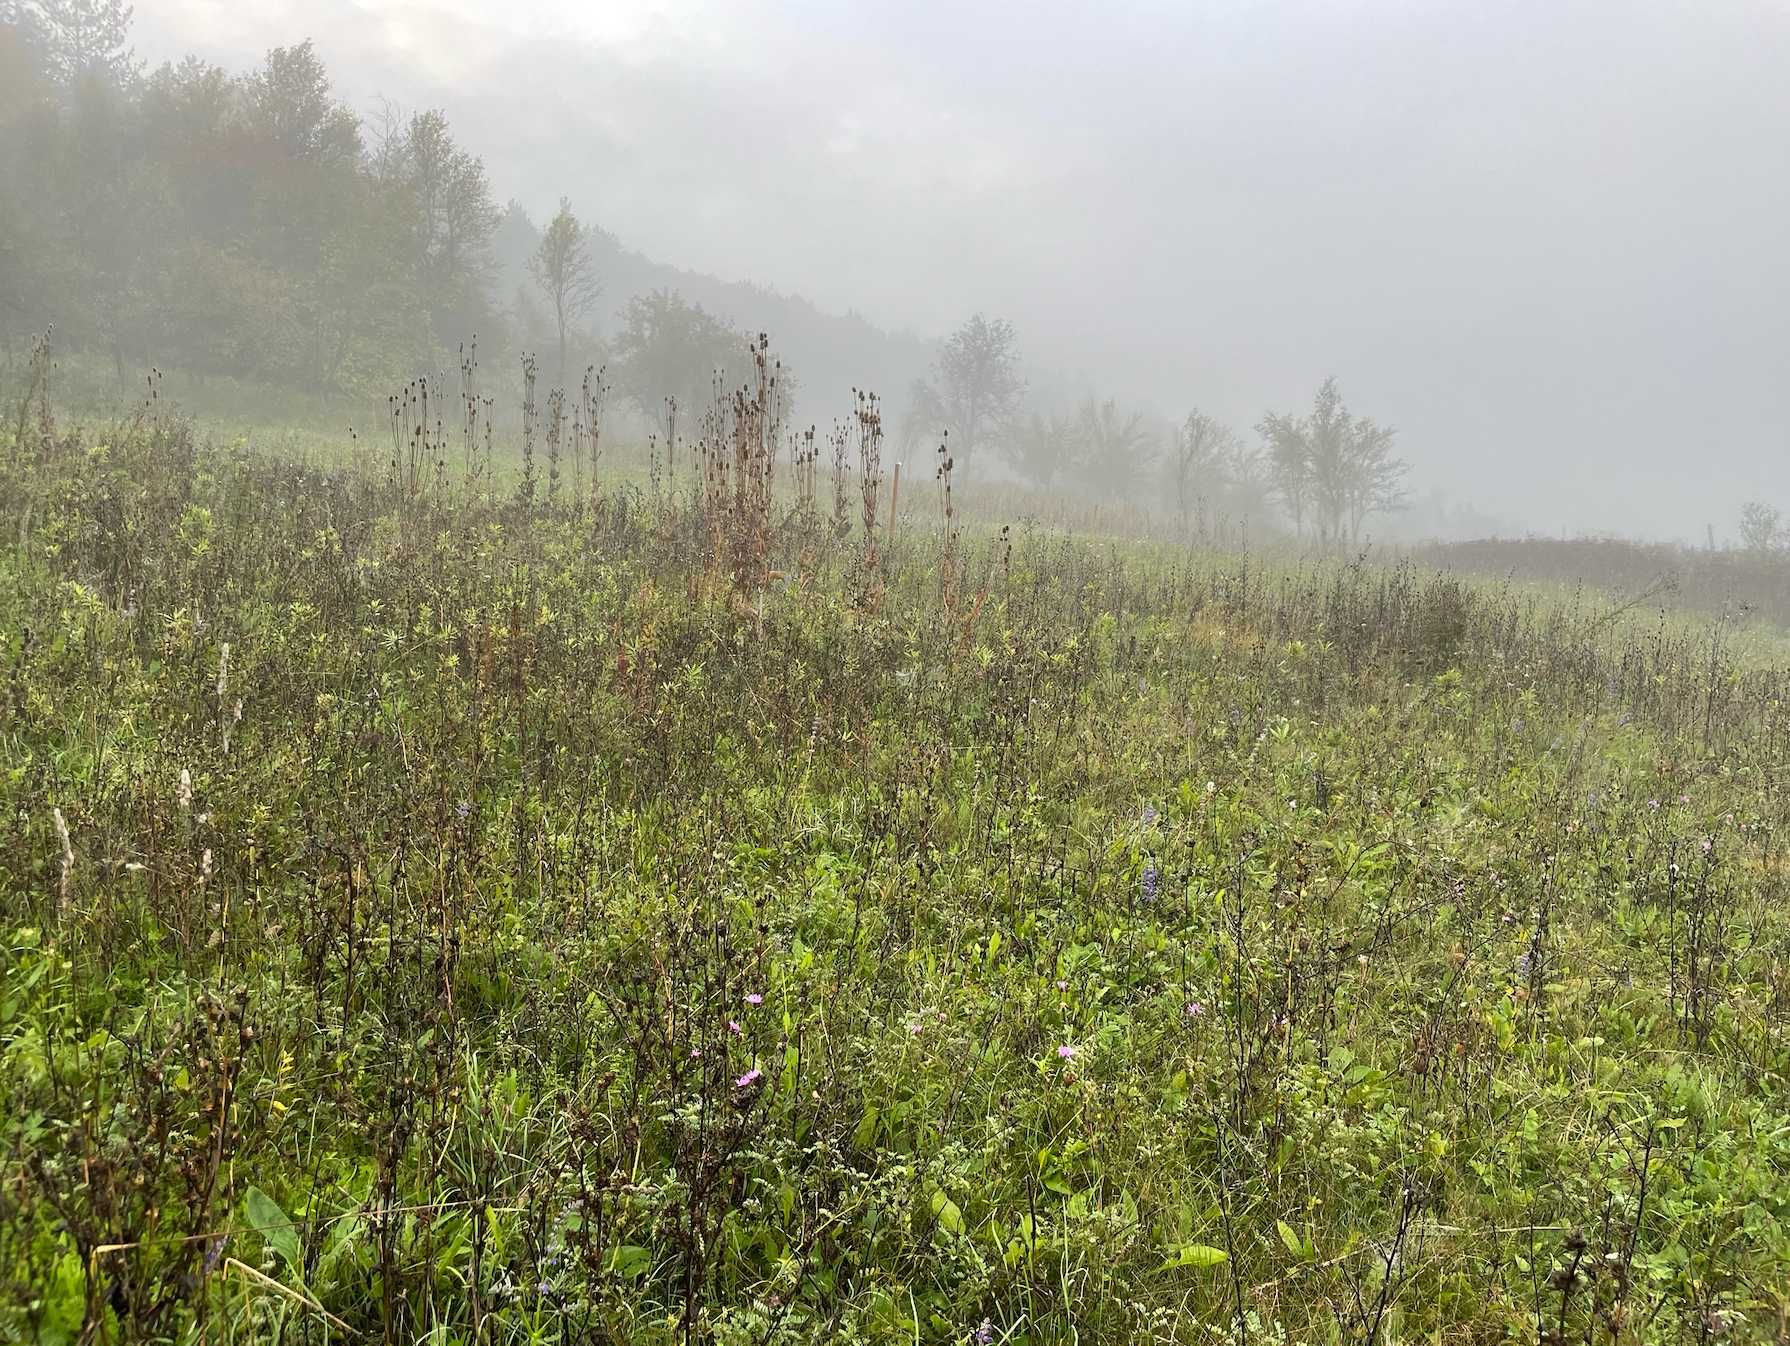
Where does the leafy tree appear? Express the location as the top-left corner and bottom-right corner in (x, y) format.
(1171, 409), (1239, 536)
(1738, 501), (1784, 551)
(14, 0), (135, 85)
(611, 288), (740, 421)
(909, 313), (1023, 475)
(529, 197), (601, 390)
(1008, 409), (1076, 490)
(242, 40), (358, 168)
(392, 109), (501, 347)
(1259, 377), (1406, 544)
(1071, 397), (1156, 503)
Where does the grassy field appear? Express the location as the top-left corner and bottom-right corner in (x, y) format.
(3, 406), (1789, 1345)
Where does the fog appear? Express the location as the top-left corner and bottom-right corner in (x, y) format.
(20, 0), (1790, 539)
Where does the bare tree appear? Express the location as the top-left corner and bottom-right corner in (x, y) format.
(908, 313), (1023, 476)
(529, 197), (601, 390)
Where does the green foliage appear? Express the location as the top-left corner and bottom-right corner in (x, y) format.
(1, 415), (1788, 1344)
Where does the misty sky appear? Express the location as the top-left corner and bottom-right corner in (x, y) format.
(135, 0), (1790, 539)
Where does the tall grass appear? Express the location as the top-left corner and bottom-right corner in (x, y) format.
(2, 364), (1788, 1344)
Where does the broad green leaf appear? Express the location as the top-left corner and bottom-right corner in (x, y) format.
(244, 1186), (302, 1276)
(930, 1189), (965, 1236)
(607, 1245), (651, 1279)
(1277, 1220), (1303, 1258)
(1157, 1243), (1228, 1272)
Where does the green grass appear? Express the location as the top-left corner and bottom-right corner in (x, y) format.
(2, 417), (1788, 1345)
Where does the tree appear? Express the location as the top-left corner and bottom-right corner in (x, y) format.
(17, 0), (135, 85)
(243, 40), (359, 168)
(1258, 378), (1406, 544)
(393, 109), (500, 346)
(610, 288), (740, 421)
(528, 197), (600, 390)
(1071, 397), (1156, 503)
(1171, 409), (1238, 536)
(1738, 501), (1784, 551)
(1008, 409), (1075, 490)
(908, 313), (1023, 476)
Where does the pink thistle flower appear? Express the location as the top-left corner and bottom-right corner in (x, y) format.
(728, 1020), (742, 1035)
(1057, 1044), (1076, 1060)
(744, 993), (763, 1006)
(735, 1068), (762, 1089)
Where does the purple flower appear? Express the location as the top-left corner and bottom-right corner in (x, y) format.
(1141, 804), (1158, 827)
(727, 1020), (742, 1035)
(909, 1022), (924, 1036)
(1057, 1044), (1076, 1060)
(744, 993), (763, 1006)
(1184, 1001), (1205, 1018)
(735, 1068), (762, 1089)
(1141, 864), (1159, 903)
(203, 1235), (228, 1272)
(975, 1318), (995, 1344)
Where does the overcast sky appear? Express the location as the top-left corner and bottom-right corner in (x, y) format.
(135, 0), (1790, 538)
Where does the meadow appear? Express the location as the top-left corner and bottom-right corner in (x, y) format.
(3, 373), (1789, 1345)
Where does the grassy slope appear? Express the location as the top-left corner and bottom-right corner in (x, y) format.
(2, 420), (1789, 1344)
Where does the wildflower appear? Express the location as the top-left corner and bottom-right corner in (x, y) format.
(1055, 979), (1067, 991)
(1057, 1044), (1076, 1060)
(455, 799), (472, 822)
(1141, 804), (1158, 827)
(727, 1020), (742, 1036)
(1515, 950), (1534, 980)
(202, 1235), (228, 1273)
(1649, 798), (1660, 811)
(735, 1068), (762, 1089)
(1184, 1001), (1205, 1018)
(975, 1318), (995, 1345)
(1141, 864), (1159, 903)
(909, 1022), (924, 1036)
(690, 1047), (702, 1058)
(1204, 780), (1215, 795)
(744, 993), (763, 1006)
(178, 768), (193, 810)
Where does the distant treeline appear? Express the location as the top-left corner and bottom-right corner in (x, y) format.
(0, 4), (931, 414)
(1413, 536), (1790, 629)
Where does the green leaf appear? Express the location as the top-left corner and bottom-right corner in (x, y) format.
(930, 1189), (965, 1236)
(1276, 1220), (1305, 1259)
(1157, 1243), (1229, 1272)
(244, 1186), (302, 1276)
(607, 1245), (651, 1279)
(853, 1106), (880, 1150)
